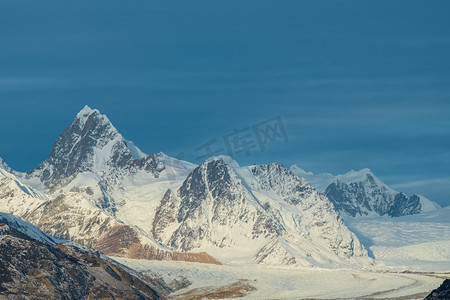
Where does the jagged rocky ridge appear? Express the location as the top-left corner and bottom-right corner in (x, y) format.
(0, 213), (167, 299)
(290, 166), (440, 217)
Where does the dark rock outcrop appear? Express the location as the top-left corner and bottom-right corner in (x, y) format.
(0, 217), (167, 299)
(425, 279), (450, 300)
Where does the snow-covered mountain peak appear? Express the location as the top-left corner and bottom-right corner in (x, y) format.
(290, 163), (439, 217)
(75, 105), (99, 124)
(72, 105), (118, 138)
(336, 168), (373, 183)
(250, 162), (309, 185)
(205, 155), (241, 169)
(289, 165), (334, 192)
(290, 164), (314, 176)
(69, 106), (149, 163)
(180, 156), (243, 199)
(325, 171), (439, 217)
(25, 106), (155, 186)
(333, 168), (396, 194)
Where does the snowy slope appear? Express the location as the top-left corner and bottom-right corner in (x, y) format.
(0, 167), (48, 216)
(345, 206), (450, 272)
(0, 212), (59, 245)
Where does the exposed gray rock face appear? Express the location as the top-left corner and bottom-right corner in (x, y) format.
(26, 105), (164, 187)
(390, 193), (421, 217)
(249, 163), (315, 206)
(325, 171), (428, 217)
(0, 213), (167, 299)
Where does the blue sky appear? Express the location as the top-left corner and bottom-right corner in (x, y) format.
(0, 1), (449, 206)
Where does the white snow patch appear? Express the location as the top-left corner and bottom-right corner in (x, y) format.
(125, 140), (147, 160)
(419, 194), (441, 212)
(76, 105), (98, 125)
(0, 212), (61, 245)
(345, 207), (450, 272)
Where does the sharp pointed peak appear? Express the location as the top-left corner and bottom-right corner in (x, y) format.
(77, 105), (97, 116)
(204, 155), (241, 169)
(74, 105), (102, 125)
(72, 105), (116, 131)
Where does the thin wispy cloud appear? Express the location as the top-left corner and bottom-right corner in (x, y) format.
(0, 77), (71, 90)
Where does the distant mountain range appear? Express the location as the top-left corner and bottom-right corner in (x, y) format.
(290, 165), (440, 217)
(0, 106), (440, 270)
